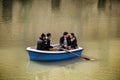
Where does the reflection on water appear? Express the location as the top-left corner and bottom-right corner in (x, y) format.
(26, 58), (83, 80)
(98, 0), (106, 9)
(19, 0), (32, 22)
(51, 0), (61, 11)
(27, 58), (81, 72)
(2, 0), (13, 22)
(0, 0), (120, 80)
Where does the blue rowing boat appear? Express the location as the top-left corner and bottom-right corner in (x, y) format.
(26, 46), (83, 61)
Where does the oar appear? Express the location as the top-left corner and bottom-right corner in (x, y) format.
(60, 48), (94, 61)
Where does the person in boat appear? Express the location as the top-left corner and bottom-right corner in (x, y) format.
(59, 32), (71, 49)
(37, 33), (47, 50)
(46, 33), (54, 50)
(69, 33), (78, 49)
(46, 33), (58, 51)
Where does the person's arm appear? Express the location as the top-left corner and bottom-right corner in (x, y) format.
(37, 40), (44, 50)
(71, 37), (78, 49)
(59, 37), (64, 47)
(73, 38), (78, 48)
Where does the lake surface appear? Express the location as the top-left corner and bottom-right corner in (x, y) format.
(0, 0), (120, 80)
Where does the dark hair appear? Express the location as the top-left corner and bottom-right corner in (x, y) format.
(63, 32), (68, 35)
(47, 33), (51, 37)
(40, 33), (46, 38)
(70, 33), (75, 37)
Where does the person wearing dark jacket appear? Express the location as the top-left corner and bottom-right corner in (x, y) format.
(46, 33), (53, 50)
(69, 33), (78, 49)
(37, 33), (47, 50)
(59, 32), (71, 49)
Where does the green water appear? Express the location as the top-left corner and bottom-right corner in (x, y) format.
(0, 0), (120, 80)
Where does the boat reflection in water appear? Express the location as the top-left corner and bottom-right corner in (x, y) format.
(26, 58), (81, 80)
(26, 57), (81, 71)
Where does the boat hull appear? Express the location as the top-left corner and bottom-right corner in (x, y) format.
(26, 47), (83, 61)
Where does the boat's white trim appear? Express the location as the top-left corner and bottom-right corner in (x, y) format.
(26, 47), (83, 54)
